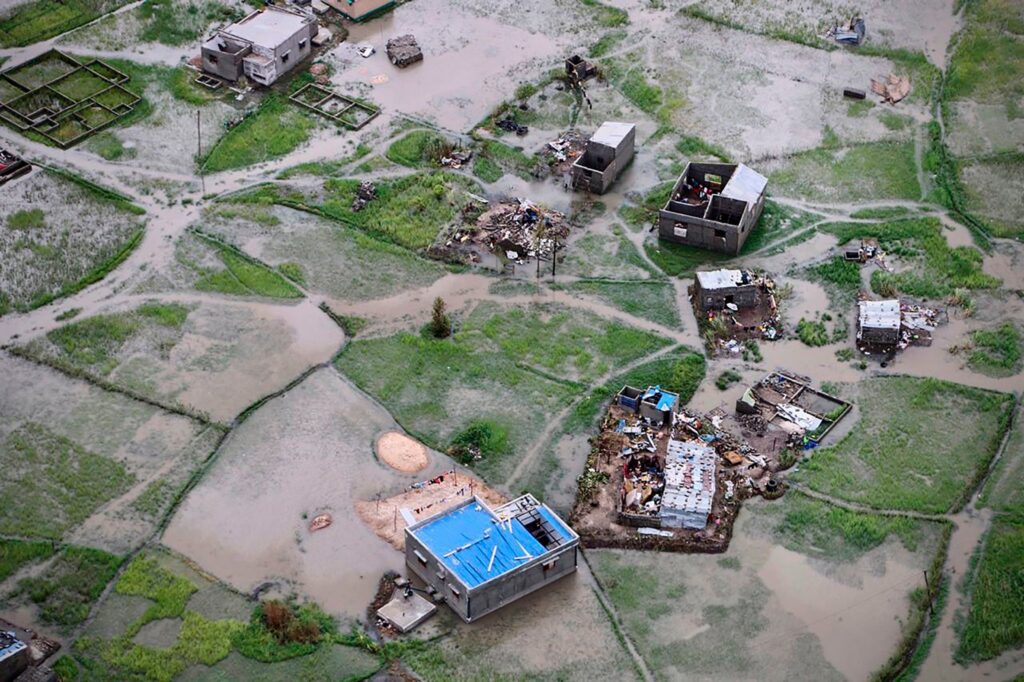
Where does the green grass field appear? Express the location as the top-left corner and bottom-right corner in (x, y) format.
(795, 377), (1013, 514)
(770, 141), (920, 203)
(202, 95), (315, 173)
(561, 280), (681, 328)
(13, 546), (123, 627)
(0, 0), (131, 47)
(385, 129), (450, 168)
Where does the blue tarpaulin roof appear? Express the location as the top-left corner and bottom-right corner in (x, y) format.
(642, 385), (678, 412)
(413, 502), (559, 588)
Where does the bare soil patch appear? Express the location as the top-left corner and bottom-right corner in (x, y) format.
(376, 431), (429, 473)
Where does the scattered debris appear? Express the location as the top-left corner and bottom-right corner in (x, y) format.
(351, 181), (377, 212)
(0, 618), (61, 680)
(311, 27), (332, 46)
(543, 130), (586, 174)
(736, 372), (852, 449)
(496, 117), (528, 136)
(692, 269), (781, 350)
(386, 34), (423, 68)
(829, 16), (866, 45)
(472, 199), (571, 263)
(358, 44), (375, 58)
(440, 149), (473, 169)
(871, 74), (912, 104)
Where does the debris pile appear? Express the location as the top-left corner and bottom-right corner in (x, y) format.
(351, 181), (377, 212)
(496, 117), (528, 136)
(0, 147), (30, 185)
(829, 16), (866, 45)
(544, 130), (586, 174)
(871, 73), (911, 104)
(386, 34), (423, 67)
(440, 149), (473, 169)
(899, 302), (941, 348)
(478, 199), (570, 262)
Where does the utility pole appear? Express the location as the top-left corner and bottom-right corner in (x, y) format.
(197, 109), (206, 195)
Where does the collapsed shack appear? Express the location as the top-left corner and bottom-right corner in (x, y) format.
(433, 198), (571, 269)
(735, 372), (852, 453)
(871, 74), (912, 104)
(571, 386), (781, 554)
(0, 148), (30, 186)
(828, 16), (866, 45)
(857, 298), (946, 356)
(692, 269), (781, 353)
(386, 34), (423, 67)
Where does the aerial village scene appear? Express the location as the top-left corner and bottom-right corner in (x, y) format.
(0, 0), (1022, 679)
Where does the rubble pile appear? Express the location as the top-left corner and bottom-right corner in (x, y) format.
(899, 302), (941, 349)
(351, 181), (377, 212)
(544, 130), (586, 174)
(496, 117), (528, 136)
(386, 34), (423, 68)
(470, 199), (569, 263)
(871, 73), (911, 104)
(440, 149), (473, 169)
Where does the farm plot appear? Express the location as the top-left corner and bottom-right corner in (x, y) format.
(15, 299), (343, 423)
(0, 352), (222, 555)
(0, 170), (144, 315)
(0, 0), (133, 47)
(794, 377), (1014, 514)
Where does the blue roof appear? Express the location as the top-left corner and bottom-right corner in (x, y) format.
(413, 502), (551, 588)
(537, 506), (574, 540)
(642, 385), (678, 412)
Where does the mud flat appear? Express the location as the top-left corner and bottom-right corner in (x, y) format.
(162, 368), (450, 619)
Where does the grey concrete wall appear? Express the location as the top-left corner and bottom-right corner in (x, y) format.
(571, 128), (635, 195)
(694, 283), (759, 311)
(201, 43), (248, 81)
(860, 326), (899, 345)
(405, 534), (471, 621)
(268, 23), (316, 82)
(465, 545), (578, 621)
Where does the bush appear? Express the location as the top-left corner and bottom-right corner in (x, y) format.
(450, 419), (510, 465)
(715, 369), (742, 390)
(796, 318), (829, 347)
(430, 297), (451, 338)
(233, 600), (335, 663)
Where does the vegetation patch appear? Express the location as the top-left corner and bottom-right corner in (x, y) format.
(14, 546), (122, 627)
(804, 256), (862, 306)
(769, 141), (920, 203)
(0, 422), (134, 539)
(561, 280), (681, 328)
(191, 233), (303, 299)
(0, 539), (57, 582)
(794, 377), (1013, 513)
(0, 0), (132, 47)
(137, 0), (236, 46)
(232, 600), (337, 663)
(956, 518), (1024, 662)
(201, 95), (315, 173)
(966, 323), (1022, 377)
(385, 129), (452, 168)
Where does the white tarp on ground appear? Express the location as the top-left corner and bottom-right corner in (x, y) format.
(777, 403), (823, 432)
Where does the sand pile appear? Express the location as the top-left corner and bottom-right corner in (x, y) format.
(376, 431), (429, 473)
(356, 474), (507, 549)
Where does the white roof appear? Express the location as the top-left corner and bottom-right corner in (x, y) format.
(859, 299), (900, 330)
(225, 7), (310, 47)
(696, 269), (745, 290)
(590, 121), (635, 148)
(720, 163), (768, 205)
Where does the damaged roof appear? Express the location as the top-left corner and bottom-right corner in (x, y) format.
(720, 164), (768, 205)
(696, 269), (748, 290)
(859, 299), (901, 330)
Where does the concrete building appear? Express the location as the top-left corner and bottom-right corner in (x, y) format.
(201, 6), (317, 86)
(616, 385), (679, 425)
(405, 494), (578, 622)
(571, 121), (635, 194)
(857, 299), (901, 347)
(660, 439), (716, 529)
(693, 269), (759, 312)
(658, 162), (768, 254)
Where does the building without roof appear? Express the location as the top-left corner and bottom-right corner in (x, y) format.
(405, 494), (578, 622)
(658, 162), (768, 255)
(858, 299), (901, 347)
(0, 630), (29, 682)
(693, 269), (759, 312)
(201, 6), (317, 86)
(571, 121), (635, 194)
(616, 385), (678, 425)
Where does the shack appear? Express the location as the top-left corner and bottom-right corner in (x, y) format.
(0, 631), (29, 682)
(857, 299), (900, 347)
(617, 385), (678, 425)
(565, 55), (597, 83)
(570, 121), (635, 194)
(661, 439), (716, 530)
(404, 494), (578, 622)
(658, 162), (768, 254)
(201, 6), (317, 86)
(693, 269), (759, 312)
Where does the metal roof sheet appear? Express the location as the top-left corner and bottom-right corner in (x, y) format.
(720, 163), (768, 205)
(696, 269), (745, 290)
(859, 299), (900, 330)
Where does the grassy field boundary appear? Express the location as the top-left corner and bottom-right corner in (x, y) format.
(40, 166), (146, 215)
(190, 228), (305, 298)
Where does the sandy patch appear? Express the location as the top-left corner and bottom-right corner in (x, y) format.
(356, 474), (506, 549)
(375, 431), (429, 473)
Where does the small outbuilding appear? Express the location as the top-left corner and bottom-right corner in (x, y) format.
(658, 162), (768, 255)
(0, 631), (29, 682)
(857, 299), (900, 347)
(617, 385), (678, 425)
(570, 121), (635, 195)
(405, 494), (578, 623)
(693, 269), (759, 312)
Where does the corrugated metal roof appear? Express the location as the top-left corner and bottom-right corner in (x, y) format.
(859, 299), (900, 330)
(661, 439), (716, 521)
(720, 163), (768, 205)
(696, 269), (745, 290)
(590, 121), (634, 148)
